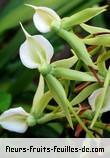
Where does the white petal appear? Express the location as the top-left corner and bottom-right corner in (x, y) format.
(0, 119), (28, 133)
(19, 23), (39, 69)
(0, 107), (29, 133)
(33, 7), (61, 33)
(19, 40), (40, 69)
(19, 35), (54, 69)
(33, 35), (54, 64)
(0, 107), (29, 118)
(88, 86), (110, 113)
(88, 88), (103, 111)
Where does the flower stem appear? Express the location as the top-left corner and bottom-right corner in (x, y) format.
(37, 111), (110, 132)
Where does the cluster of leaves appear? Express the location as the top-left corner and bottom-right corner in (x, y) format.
(0, 0), (109, 138)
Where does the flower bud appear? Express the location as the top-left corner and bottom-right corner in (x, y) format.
(26, 4), (61, 33)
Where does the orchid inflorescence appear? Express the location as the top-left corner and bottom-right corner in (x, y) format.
(0, 4), (110, 137)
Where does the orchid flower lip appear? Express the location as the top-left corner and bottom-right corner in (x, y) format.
(19, 24), (54, 69)
(88, 86), (110, 113)
(0, 107), (29, 133)
(19, 21), (54, 68)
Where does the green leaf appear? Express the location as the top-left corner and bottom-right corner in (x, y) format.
(71, 0), (103, 14)
(0, 23), (36, 70)
(0, 0), (25, 18)
(0, 92), (12, 112)
(57, 0), (83, 16)
(30, 124), (61, 137)
(0, 0), (68, 34)
(91, 13), (106, 28)
(47, 122), (64, 135)
(8, 67), (36, 96)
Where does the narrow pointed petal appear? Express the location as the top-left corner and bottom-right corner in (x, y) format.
(83, 34), (110, 47)
(88, 88), (103, 111)
(0, 107), (29, 133)
(52, 56), (78, 68)
(31, 6), (61, 33)
(103, 87), (110, 112)
(20, 22), (31, 38)
(88, 86), (110, 113)
(25, 4), (37, 10)
(61, 6), (107, 29)
(80, 23), (110, 34)
(31, 75), (44, 114)
(45, 74), (73, 129)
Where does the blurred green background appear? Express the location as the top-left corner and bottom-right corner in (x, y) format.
(0, 0), (110, 137)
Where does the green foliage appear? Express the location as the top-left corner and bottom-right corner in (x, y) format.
(0, 0), (108, 138)
(0, 91), (12, 112)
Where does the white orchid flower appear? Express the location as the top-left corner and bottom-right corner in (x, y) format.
(19, 23), (54, 69)
(25, 4), (61, 33)
(0, 107), (29, 133)
(88, 86), (110, 113)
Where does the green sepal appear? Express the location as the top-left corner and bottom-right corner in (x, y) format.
(71, 83), (100, 106)
(51, 55), (78, 68)
(83, 34), (110, 47)
(52, 67), (97, 82)
(80, 23), (110, 34)
(90, 67), (110, 128)
(56, 29), (97, 69)
(97, 51), (110, 77)
(45, 74), (73, 129)
(61, 6), (107, 30)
